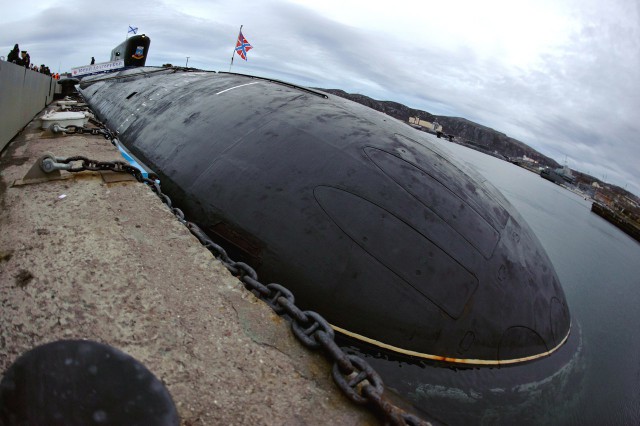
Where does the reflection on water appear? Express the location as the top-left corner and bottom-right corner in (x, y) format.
(353, 136), (640, 425)
(343, 322), (584, 425)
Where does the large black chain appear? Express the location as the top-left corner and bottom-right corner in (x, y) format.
(53, 124), (115, 139)
(57, 155), (431, 426)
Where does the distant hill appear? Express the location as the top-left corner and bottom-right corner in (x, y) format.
(317, 88), (560, 168)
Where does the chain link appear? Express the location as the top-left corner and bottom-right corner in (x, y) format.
(52, 123), (115, 140)
(58, 151), (431, 426)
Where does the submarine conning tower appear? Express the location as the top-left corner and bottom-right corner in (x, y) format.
(78, 65), (571, 366)
(110, 34), (150, 67)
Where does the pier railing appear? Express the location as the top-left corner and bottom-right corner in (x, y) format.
(0, 60), (56, 152)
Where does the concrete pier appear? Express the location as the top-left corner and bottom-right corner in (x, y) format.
(0, 107), (378, 424)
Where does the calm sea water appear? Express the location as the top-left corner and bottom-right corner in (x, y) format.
(348, 137), (640, 425)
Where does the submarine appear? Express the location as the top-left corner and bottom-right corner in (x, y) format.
(77, 35), (570, 365)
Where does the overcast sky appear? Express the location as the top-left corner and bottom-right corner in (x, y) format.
(2, 0), (639, 196)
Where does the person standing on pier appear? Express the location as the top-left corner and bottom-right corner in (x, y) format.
(20, 51), (30, 68)
(7, 44), (19, 63)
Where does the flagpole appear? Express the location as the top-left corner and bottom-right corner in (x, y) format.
(229, 25), (242, 72)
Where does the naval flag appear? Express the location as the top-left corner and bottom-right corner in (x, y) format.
(128, 25), (138, 35)
(235, 31), (253, 61)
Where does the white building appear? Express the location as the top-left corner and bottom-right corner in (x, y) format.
(408, 117), (443, 132)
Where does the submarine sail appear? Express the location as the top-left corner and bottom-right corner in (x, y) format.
(78, 64), (570, 365)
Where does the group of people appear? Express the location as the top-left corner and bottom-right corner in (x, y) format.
(6, 43), (60, 78)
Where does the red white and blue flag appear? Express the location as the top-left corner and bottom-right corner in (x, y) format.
(235, 31), (253, 61)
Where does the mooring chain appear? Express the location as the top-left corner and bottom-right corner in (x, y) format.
(51, 124), (115, 139)
(56, 153), (430, 426)
(56, 156), (187, 222)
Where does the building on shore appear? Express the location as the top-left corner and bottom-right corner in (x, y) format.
(408, 116), (443, 132)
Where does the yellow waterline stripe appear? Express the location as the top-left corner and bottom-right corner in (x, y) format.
(330, 323), (571, 366)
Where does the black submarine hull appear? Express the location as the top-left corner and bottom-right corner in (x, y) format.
(79, 67), (570, 364)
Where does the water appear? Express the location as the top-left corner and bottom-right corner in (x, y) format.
(348, 139), (640, 425)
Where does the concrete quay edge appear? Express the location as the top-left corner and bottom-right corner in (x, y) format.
(0, 108), (379, 425)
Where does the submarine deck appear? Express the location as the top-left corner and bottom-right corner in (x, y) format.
(0, 107), (379, 424)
